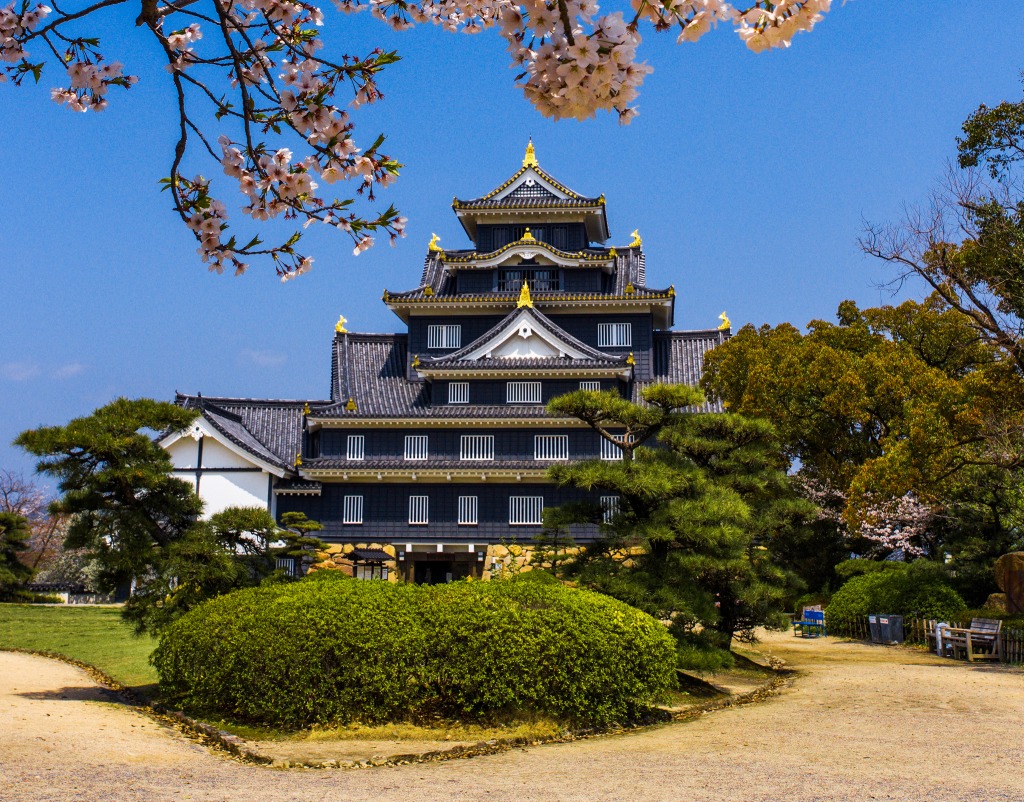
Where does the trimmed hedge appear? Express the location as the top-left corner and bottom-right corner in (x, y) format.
(826, 561), (967, 621)
(153, 574), (676, 728)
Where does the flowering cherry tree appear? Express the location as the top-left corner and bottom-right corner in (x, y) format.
(856, 492), (936, 560)
(1, 0), (832, 278)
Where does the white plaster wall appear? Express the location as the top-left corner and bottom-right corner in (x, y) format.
(166, 437), (200, 470)
(200, 438), (257, 470)
(199, 471), (270, 516)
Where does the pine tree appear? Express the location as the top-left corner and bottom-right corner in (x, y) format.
(547, 384), (810, 660)
(0, 512), (34, 596)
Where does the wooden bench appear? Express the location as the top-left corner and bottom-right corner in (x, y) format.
(935, 618), (1003, 662)
(793, 609), (826, 638)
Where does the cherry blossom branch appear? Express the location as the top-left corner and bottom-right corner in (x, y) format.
(2, 0), (835, 278)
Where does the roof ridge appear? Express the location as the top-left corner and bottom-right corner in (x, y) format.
(177, 394), (324, 406)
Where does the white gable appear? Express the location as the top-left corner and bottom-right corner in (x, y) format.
(492, 167), (572, 202)
(160, 415), (287, 477)
(460, 309), (595, 361)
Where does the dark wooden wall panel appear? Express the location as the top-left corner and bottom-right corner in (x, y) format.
(277, 482), (604, 544)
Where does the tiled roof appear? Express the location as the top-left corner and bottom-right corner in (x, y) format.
(452, 163), (598, 207)
(421, 357), (625, 371)
(384, 287), (672, 304)
(453, 196), (603, 210)
(386, 246), (657, 303)
(328, 333), (427, 415)
(176, 394), (318, 470)
(422, 306), (628, 369)
(636, 329), (729, 412)
(274, 478), (323, 494)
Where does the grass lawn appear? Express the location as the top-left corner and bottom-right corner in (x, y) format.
(0, 604), (158, 698)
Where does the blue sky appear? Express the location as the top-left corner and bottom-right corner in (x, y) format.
(2, 1), (1023, 476)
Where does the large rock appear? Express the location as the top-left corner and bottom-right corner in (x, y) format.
(994, 552), (1024, 614)
(984, 593), (1009, 613)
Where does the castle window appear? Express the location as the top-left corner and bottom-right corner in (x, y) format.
(601, 495), (620, 523)
(408, 495), (429, 525)
(276, 557), (296, 577)
(448, 382), (469, 404)
(497, 268), (560, 292)
(509, 496), (544, 525)
(343, 495), (364, 525)
(580, 381), (601, 392)
(534, 434), (569, 461)
(598, 322), (632, 348)
(458, 496), (478, 525)
(460, 435), (494, 461)
(346, 435), (365, 461)
(427, 324), (461, 349)
(507, 381), (542, 404)
(404, 435), (429, 460)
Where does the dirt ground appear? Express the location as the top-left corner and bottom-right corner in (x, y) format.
(2, 633), (1023, 802)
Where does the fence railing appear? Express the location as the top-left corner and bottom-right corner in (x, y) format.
(826, 614), (1024, 665)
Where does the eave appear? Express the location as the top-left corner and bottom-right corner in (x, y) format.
(383, 293), (675, 326)
(306, 416), (591, 429)
(438, 240), (617, 269)
(414, 366), (633, 380)
(300, 467), (554, 483)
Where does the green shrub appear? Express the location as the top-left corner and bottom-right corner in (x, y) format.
(0, 589), (63, 604)
(826, 560), (967, 620)
(153, 575), (676, 729)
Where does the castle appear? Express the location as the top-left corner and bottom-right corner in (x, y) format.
(161, 143), (728, 582)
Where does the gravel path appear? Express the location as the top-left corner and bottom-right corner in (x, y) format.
(2, 633), (1022, 802)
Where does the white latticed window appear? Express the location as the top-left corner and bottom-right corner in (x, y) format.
(579, 381), (601, 392)
(460, 435), (494, 461)
(427, 324), (461, 349)
(458, 496), (478, 525)
(534, 434), (569, 461)
(275, 557), (296, 577)
(601, 433), (634, 461)
(507, 381), (542, 404)
(404, 435), (428, 460)
(342, 495), (363, 525)
(509, 495), (544, 525)
(601, 495), (620, 523)
(448, 382), (469, 404)
(346, 434), (365, 461)
(408, 495), (429, 525)
(598, 322), (632, 347)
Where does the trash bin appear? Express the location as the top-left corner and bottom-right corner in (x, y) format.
(878, 615), (904, 644)
(868, 614), (881, 643)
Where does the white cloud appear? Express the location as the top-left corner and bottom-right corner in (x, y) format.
(241, 349), (287, 368)
(1, 362), (41, 382)
(52, 362), (86, 379)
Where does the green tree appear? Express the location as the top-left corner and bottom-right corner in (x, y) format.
(701, 295), (1023, 518)
(547, 384), (807, 659)
(15, 398), (203, 603)
(16, 399), (325, 631)
(209, 506), (281, 579)
(0, 512), (34, 595)
(274, 511), (326, 575)
(701, 296), (1024, 597)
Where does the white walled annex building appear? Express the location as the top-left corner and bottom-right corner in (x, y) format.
(160, 407), (305, 518)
